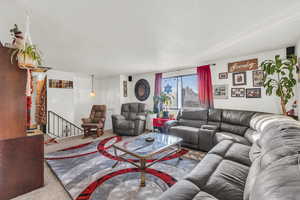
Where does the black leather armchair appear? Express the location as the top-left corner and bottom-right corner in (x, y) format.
(112, 103), (147, 136)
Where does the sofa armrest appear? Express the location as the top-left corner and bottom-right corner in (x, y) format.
(164, 120), (178, 133)
(201, 125), (218, 131)
(81, 118), (92, 123)
(198, 128), (217, 151)
(112, 114), (125, 121)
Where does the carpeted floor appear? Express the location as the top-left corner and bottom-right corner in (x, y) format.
(12, 131), (115, 200)
(12, 131), (205, 200)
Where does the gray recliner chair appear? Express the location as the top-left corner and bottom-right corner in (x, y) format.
(112, 103), (147, 136)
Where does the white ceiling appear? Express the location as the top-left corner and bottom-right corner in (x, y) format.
(1, 0), (300, 77)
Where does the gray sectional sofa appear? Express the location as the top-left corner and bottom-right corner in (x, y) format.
(159, 110), (300, 200)
(165, 109), (260, 151)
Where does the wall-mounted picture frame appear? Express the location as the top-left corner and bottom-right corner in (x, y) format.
(228, 58), (258, 73)
(213, 84), (228, 99)
(231, 88), (245, 97)
(123, 80), (127, 97)
(253, 70), (264, 87)
(219, 72), (228, 79)
(246, 88), (261, 98)
(49, 79), (73, 89)
(232, 72), (247, 86)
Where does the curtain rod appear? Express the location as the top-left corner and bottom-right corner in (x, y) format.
(163, 63), (216, 74)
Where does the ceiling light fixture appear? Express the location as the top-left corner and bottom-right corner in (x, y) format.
(90, 74), (96, 97)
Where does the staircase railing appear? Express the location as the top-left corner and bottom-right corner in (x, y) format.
(48, 111), (83, 138)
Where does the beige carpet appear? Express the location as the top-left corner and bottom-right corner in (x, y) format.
(12, 131), (114, 200)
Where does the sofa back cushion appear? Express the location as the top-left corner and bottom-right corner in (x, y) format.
(220, 110), (256, 136)
(178, 109), (208, 128)
(207, 109), (222, 128)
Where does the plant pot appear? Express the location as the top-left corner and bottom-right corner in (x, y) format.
(163, 111), (169, 119)
(17, 53), (38, 69)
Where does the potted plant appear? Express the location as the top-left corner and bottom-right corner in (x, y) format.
(261, 55), (297, 115)
(9, 24), (42, 69)
(159, 92), (174, 118)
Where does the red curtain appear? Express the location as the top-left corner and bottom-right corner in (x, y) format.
(154, 73), (162, 96)
(197, 65), (214, 108)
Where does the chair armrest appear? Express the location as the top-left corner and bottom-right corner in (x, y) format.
(81, 118), (92, 123)
(134, 115), (146, 121)
(112, 114), (125, 121)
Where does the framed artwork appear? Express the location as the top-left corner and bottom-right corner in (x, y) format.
(213, 84), (228, 99)
(49, 79), (73, 89)
(123, 80), (127, 97)
(253, 70), (264, 87)
(231, 88), (245, 97)
(135, 79), (150, 101)
(228, 58), (258, 73)
(246, 88), (261, 98)
(219, 72), (228, 79)
(232, 72), (247, 86)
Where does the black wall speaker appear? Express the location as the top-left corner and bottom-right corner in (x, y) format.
(286, 46), (295, 59)
(128, 76), (132, 82)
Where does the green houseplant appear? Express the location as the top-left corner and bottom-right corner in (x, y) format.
(160, 92), (174, 118)
(9, 24), (42, 69)
(261, 55), (297, 115)
(11, 43), (42, 68)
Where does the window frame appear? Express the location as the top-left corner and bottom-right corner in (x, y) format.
(162, 73), (198, 110)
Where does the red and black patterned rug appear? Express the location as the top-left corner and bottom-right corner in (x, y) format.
(45, 136), (202, 200)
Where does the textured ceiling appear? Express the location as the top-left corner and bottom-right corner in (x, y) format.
(1, 0), (300, 77)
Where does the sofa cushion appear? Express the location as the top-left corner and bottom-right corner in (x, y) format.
(169, 126), (200, 145)
(158, 180), (201, 200)
(214, 132), (250, 146)
(178, 119), (206, 128)
(220, 123), (248, 136)
(193, 191), (218, 200)
(208, 109), (222, 128)
(185, 153), (249, 200)
(203, 160), (249, 200)
(181, 109), (208, 121)
(222, 110), (255, 127)
(118, 120), (134, 129)
(209, 140), (251, 167)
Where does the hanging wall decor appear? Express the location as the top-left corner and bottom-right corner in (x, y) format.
(218, 72), (228, 79)
(213, 84), (228, 99)
(123, 81), (128, 97)
(49, 79), (73, 89)
(135, 79), (150, 101)
(246, 88), (261, 98)
(228, 58), (258, 73)
(252, 70), (264, 87)
(231, 88), (245, 97)
(232, 72), (247, 86)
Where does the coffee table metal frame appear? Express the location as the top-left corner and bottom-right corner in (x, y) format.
(112, 134), (182, 187)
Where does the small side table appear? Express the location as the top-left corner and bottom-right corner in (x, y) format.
(153, 118), (175, 132)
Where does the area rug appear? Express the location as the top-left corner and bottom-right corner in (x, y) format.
(45, 136), (205, 200)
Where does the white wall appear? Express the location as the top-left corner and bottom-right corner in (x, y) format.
(126, 73), (156, 111)
(296, 39), (300, 116)
(127, 48), (296, 114)
(47, 70), (122, 130)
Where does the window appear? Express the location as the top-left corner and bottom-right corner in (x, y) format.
(162, 74), (200, 109)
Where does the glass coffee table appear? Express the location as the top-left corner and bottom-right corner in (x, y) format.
(112, 132), (183, 187)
